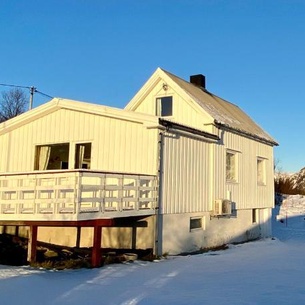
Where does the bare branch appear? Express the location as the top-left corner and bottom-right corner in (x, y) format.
(0, 88), (28, 123)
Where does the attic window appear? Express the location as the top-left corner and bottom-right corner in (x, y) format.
(156, 96), (173, 117)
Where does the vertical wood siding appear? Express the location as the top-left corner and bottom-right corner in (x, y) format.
(161, 131), (212, 214)
(0, 134), (9, 172)
(133, 79), (214, 133)
(214, 130), (274, 209)
(0, 109), (159, 175)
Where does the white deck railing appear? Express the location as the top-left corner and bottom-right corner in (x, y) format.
(0, 170), (158, 221)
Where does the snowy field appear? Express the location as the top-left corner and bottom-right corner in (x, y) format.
(1, 197), (305, 305)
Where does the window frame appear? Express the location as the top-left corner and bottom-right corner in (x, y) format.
(156, 96), (173, 117)
(226, 150), (238, 183)
(34, 142), (93, 171)
(34, 142), (70, 171)
(252, 209), (259, 224)
(75, 142), (92, 169)
(190, 216), (204, 232)
(257, 157), (266, 185)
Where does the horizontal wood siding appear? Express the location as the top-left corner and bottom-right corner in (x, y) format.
(1, 109), (159, 175)
(161, 132), (211, 214)
(214, 130), (274, 209)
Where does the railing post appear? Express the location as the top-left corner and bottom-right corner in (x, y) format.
(75, 172), (81, 216)
(54, 177), (59, 214)
(135, 176), (140, 211)
(100, 174), (105, 213)
(118, 176), (123, 212)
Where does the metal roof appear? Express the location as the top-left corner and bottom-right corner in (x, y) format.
(162, 69), (278, 146)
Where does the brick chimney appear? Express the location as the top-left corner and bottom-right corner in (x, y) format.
(190, 74), (206, 89)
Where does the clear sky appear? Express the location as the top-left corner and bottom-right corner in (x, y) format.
(0, 0), (304, 173)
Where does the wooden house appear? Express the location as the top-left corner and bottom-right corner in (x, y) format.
(0, 68), (278, 266)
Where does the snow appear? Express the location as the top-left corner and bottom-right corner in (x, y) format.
(2, 198), (305, 305)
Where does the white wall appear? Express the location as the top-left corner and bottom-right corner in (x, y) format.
(130, 78), (214, 134)
(160, 208), (272, 255)
(0, 108), (159, 175)
(160, 131), (212, 214)
(214, 130), (275, 209)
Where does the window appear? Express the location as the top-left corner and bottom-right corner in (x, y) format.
(75, 143), (92, 169)
(226, 151), (237, 182)
(252, 209), (258, 224)
(257, 158), (266, 185)
(156, 96), (173, 117)
(35, 143), (69, 170)
(190, 217), (203, 231)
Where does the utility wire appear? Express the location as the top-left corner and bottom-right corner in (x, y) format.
(0, 83), (54, 109)
(0, 83), (53, 98)
(0, 83), (31, 89)
(36, 90), (54, 99)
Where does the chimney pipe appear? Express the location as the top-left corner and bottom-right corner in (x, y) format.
(190, 74), (206, 89)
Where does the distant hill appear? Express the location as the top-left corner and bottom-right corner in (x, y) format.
(275, 168), (305, 195)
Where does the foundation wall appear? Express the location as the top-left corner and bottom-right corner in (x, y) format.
(160, 208), (272, 255)
(0, 216), (155, 250)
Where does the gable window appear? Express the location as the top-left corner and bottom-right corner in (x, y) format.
(156, 96), (173, 117)
(75, 143), (92, 169)
(35, 143), (69, 170)
(257, 158), (266, 185)
(226, 151), (237, 182)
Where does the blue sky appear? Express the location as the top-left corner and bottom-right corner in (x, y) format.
(0, 0), (304, 173)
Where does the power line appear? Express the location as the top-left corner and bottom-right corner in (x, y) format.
(36, 90), (53, 99)
(0, 83), (31, 89)
(0, 83), (54, 110)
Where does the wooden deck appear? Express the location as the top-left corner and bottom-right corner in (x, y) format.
(0, 170), (158, 221)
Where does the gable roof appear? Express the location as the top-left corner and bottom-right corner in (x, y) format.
(0, 98), (159, 136)
(162, 69), (278, 146)
(126, 68), (278, 146)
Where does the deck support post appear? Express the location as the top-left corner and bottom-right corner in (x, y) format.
(27, 225), (38, 264)
(132, 225), (137, 249)
(76, 226), (81, 248)
(92, 225), (102, 268)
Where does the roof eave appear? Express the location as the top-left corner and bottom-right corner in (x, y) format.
(214, 120), (279, 147)
(160, 118), (220, 141)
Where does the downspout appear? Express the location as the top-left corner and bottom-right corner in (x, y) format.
(154, 128), (165, 257)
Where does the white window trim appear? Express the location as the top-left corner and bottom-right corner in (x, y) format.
(190, 216), (205, 232)
(257, 157), (267, 186)
(226, 150), (239, 183)
(156, 96), (173, 117)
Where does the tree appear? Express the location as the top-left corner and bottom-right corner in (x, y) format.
(0, 88), (28, 123)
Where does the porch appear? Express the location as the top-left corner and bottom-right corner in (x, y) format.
(0, 170), (158, 221)
(0, 170), (158, 266)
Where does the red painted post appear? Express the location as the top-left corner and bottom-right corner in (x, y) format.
(92, 226), (102, 268)
(27, 225), (38, 264)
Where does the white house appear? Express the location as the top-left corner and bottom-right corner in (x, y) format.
(0, 68), (278, 266)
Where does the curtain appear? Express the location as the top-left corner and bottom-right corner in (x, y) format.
(77, 145), (85, 169)
(39, 146), (51, 170)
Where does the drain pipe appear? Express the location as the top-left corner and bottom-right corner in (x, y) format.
(154, 128), (166, 257)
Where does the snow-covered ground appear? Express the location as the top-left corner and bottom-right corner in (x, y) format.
(2, 196), (305, 305)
